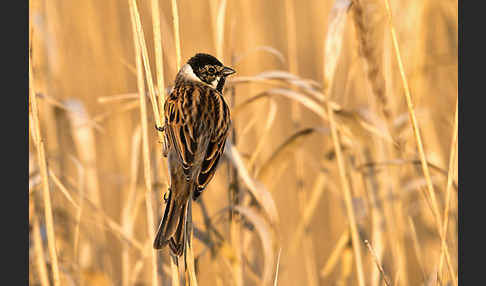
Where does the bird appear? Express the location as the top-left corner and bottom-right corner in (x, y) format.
(153, 53), (236, 256)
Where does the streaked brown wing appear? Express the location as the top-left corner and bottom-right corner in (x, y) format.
(193, 93), (231, 199)
(193, 136), (227, 199)
(164, 87), (197, 176)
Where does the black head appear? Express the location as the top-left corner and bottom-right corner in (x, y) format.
(186, 53), (236, 91)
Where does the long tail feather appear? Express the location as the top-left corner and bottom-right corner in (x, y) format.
(153, 189), (178, 249)
(153, 191), (187, 254)
(169, 200), (188, 256)
(153, 181), (191, 256)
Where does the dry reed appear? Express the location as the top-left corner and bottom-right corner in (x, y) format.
(128, 0), (159, 284)
(171, 0), (182, 70)
(322, 1), (366, 286)
(383, 0), (456, 283)
(29, 59), (61, 286)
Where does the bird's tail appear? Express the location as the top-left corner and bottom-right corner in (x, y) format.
(153, 183), (191, 256)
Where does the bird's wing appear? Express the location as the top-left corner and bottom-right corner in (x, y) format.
(164, 86), (198, 176)
(193, 93), (231, 199)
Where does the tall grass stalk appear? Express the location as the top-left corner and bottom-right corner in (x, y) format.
(349, 3), (400, 283)
(215, 0), (227, 61)
(438, 98), (458, 283)
(151, 0), (166, 114)
(29, 60), (61, 286)
(383, 0), (456, 283)
(121, 125), (142, 286)
(327, 106), (366, 286)
(129, 1), (158, 284)
(171, 0), (182, 70)
(129, 0), (164, 136)
(322, 2), (365, 286)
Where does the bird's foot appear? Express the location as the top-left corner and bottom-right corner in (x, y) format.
(163, 188), (171, 203)
(155, 124), (165, 132)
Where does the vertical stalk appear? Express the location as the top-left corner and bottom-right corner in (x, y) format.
(121, 125), (142, 286)
(351, 1), (409, 282)
(227, 52), (243, 286)
(215, 0), (227, 61)
(171, 0), (182, 70)
(151, 0), (166, 114)
(129, 1), (158, 284)
(322, 2), (364, 285)
(29, 59), (61, 286)
(438, 98), (458, 284)
(383, 0), (456, 283)
(326, 105), (366, 286)
(129, 0), (163, 136)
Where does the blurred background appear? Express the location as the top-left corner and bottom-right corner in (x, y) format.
(29, 0), (458, 285)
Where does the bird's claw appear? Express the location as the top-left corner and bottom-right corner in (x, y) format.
(163, 189), (171, 203)
(155, 124), (165, 132)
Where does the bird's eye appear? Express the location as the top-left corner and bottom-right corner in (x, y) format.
(208, 67), (215, 73)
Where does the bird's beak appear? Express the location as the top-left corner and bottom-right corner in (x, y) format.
(222, 66), (236, 76)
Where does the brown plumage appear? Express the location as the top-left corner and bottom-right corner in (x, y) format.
(153, 53), (235, 256)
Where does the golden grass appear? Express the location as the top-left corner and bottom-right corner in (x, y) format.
(129, 0), (159, 284)
(151, 0), (167, 115)
(322, 2), (365, 286)
(171, 0), (182, 70)
(439, 98), (458, 283)
(29, 0), (458, 285)
(383, 0), (456, 283)
(327, 105), (366, 286)
(29, 59), (61, 286)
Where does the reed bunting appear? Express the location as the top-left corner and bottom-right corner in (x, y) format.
(153, 53), (236, 256)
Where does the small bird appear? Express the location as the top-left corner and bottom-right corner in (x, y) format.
(153, 53), (235, 256)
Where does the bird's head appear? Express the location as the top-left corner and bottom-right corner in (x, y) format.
(180, 53), (236, 92)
